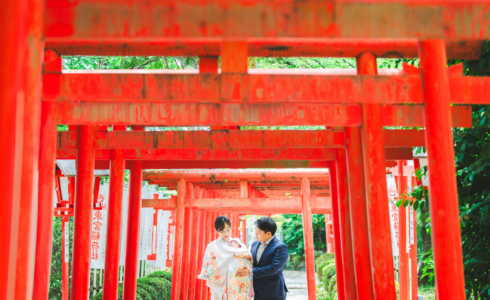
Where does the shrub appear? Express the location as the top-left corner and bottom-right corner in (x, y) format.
(137, 278), (159, 299)
(317, 262), (335, 283)
(322, 264), (337, 288)
(136, 286), (152, 300)
(327, 274), (337, 300)
(92, 291), (103, 300)
(316, 284), (330, 300)
(316, 253), (335, 263)
(315, 253), (335, 281)
(142, 277), (171, 300)
(92, 269), (172, 300)
(147, 270), (172, 283)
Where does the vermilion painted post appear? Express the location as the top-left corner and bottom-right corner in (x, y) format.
(61, 217), (69, 300)
(199, 57), (218, 299)
(233, 214), (239, 238)
(301, 178), (317, 300)
(220, 39), (247, 246)
(345, 123), (374, 300)
(0, 0), (27, 296)
(328, 161), (346, 300)
(334, 150), (357, 300)
(411, 208), (418, 299)
(103, 125), (126, 300)
(204, 207), (214, 300)
(200, 209), (208, 300)
(170, 178), (187, 300)
(94, 176), (101, 207)
(325, 215), (333, 253)
(189, 209), (202, 300)
(240, 180), (248, 198)
(215, 211), (220, 239)
(241, 217), (247, 245)
(70, 125), (96, 300)
(221, 40), (248, 73)
(199, 56), (219, 73)
(189, 186), (202, 300)
(33, 50), (62, 300)
(230, 213), (235, 237)
(181, 182), (194, 300)
(397, 161), (409, 300)
(196, 209), (205, 300)
(419, 40), (465, 299)
(411, 159), (422, 299)
(358, 52), (396, 300)
(15, 0), (45, 294)
(123, 125), (145, 300)
(213, 208), (219, 239)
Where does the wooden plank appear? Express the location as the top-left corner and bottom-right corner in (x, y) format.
(55, 102), (471, 127)
(45, 39), (483, 59)
(142, 196), (331, 214)
(45, 0), (490, 41)
(58, 129), (424, 150)
(52, 73), (490, 105)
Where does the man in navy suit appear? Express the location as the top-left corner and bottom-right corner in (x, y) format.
(236, 217), (289, 300)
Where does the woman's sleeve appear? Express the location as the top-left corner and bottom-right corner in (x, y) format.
(197, 244), (211, 280)
(197, 242), (225, 285)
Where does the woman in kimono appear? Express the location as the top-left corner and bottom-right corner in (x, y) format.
(198, 216), (253, 300)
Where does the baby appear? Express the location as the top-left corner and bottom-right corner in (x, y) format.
(228, 240), (242, 248)
(225, 239), (253, 299)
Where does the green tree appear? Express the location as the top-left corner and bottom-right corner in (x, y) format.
(49, 217), (74, 299)
(281, 214), (326, 256)
(453, 41), (490, 299)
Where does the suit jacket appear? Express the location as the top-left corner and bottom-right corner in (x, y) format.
(251, 236), (289, 298)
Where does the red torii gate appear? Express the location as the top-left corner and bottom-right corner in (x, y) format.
(139, 169), (333, 300)
(2, 1), (490, 300)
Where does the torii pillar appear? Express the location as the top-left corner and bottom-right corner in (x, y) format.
(103, 125), (126, 300)
(33, 50), (62, 299)
(358, 52), (396, 299)
(70, 125), (96, 300)
(123, 126), (144, 300)
(418, 40), (465, 299)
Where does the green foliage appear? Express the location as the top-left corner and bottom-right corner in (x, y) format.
(322, 264), (337, 288)
(143, 277), (172, 299)
(49, 217), (74, 300)
(327, 274), (337, 300)
(392, 42), (490, 298)
(420, 249), (435, 284)
(63, 56), (198, 70)
(136, 285), (153, 300)
(453, 41), (490, 299)
(281, 214), (326, 256)
(147, 270), (173, 283)
(92, 270), (172, 300)
(315, 253), (335, 282)
(316, 285), (330, 300)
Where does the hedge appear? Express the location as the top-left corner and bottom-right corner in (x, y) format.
(315, 253), (336, 281)
(147, 270), (172, 282)
(327, 274), (337, 299)
(92, 269), (172, 300)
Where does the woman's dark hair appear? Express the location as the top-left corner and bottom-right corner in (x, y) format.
(215, 215), (232, 232)
(254, 217), (277, 236)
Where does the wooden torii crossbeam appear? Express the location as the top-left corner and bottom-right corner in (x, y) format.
(2, 1), (486, 300)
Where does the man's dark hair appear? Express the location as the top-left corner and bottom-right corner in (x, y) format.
(254, 217), (277, 236)
(215, 215), (232, 232)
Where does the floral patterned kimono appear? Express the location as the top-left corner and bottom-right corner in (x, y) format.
(198, 238), (253, 300)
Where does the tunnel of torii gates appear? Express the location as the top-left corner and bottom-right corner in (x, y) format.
(3, 1), (490, 300)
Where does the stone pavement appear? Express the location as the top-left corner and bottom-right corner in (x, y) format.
(282, 270), (320, 300)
